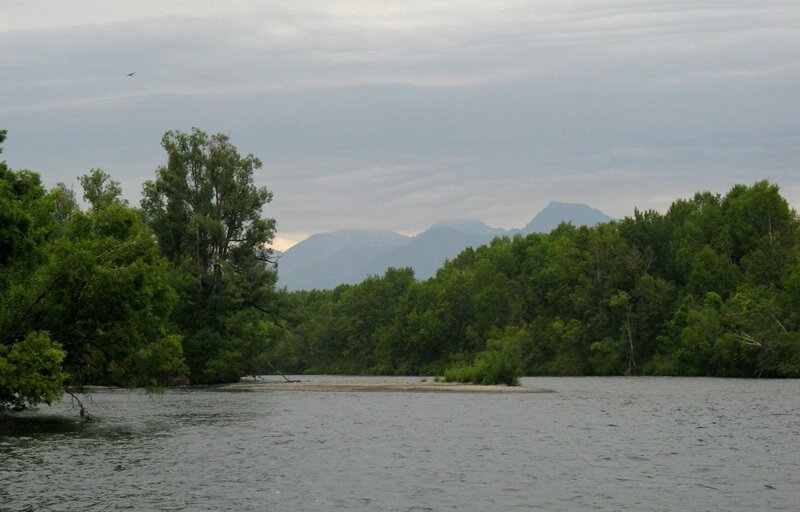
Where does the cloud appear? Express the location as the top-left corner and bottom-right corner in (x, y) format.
(5, 2), (793, 99)
(2, 1), (799, 238)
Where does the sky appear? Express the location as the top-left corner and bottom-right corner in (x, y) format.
(2, 1), (799, 251)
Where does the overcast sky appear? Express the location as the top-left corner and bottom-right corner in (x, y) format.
(2, 1), (799, 250)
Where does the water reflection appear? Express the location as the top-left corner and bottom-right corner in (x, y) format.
(0, 413), (85, 437)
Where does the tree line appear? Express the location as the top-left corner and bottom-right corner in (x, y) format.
(3, 126), (799, 412)
(276, 181), (800, 381)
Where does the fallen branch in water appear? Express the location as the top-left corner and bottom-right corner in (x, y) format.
(64, 389), (92, 421)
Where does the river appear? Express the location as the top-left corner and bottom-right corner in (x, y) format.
(1, 376), (798, 511)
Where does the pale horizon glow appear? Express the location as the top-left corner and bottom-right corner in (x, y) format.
(271, 234), (311, 252)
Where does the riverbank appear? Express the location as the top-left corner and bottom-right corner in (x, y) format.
(220, 379), (554, 393)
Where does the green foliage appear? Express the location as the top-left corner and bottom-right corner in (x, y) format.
(78, 168), (125, 211)
(1, 148), (75, 409)
(1, 133), (189, 410)
(199, 310), (287, 382)
(142, 128), (274, 271)
(444, 330), (524, 386)
(27, 204), (183, 386)
(676, 293), (725, 375)
(0, 332), (68, 411)
(141, 128), (279, 383)
(136, 335), (189, 387)
(283, 180), (800, 379)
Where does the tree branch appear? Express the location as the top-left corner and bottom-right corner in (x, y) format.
(265, 359), (300, 383)
(734, 330), (763, 347)
(64, 388), (92, 421)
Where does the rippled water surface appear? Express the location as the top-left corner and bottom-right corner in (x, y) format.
(1, 377), (798, 511)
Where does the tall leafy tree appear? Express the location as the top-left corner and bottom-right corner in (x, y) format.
(142, 128), (278, 383)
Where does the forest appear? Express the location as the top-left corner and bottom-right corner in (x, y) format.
(3, 127), (800, 412)
(277, 179), (800, 382)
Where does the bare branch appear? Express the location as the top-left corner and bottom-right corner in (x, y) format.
(265, 359), (300, 383)
(766, 310), (789, 335)
(64, 389), (92, 421)
(734, 330), (763, 347)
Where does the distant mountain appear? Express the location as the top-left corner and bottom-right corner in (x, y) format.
(275, 230), (411, 290)
(278, 244), (405, 291)
(521, 201), (613, 234)
(275, 226), (497, 290)
(427, 218), (506, 235)
(277, 204), (613, 290)
(378, 227), (498, 281)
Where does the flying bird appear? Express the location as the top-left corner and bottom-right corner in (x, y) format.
(126, 72), (135, 77)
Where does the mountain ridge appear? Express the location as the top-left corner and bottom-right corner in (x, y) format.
(277, 201), (614, 290)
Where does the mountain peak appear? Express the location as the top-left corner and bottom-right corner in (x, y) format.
(277, 202), (614, 290)
(522, 201), (614, 234)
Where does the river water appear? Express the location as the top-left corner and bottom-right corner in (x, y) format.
(1, 376), (798, 511)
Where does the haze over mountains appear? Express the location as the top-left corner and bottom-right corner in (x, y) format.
(277, 201), (613, 290)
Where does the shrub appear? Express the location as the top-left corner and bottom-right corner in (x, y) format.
(444, 344), (523, 386)
(0, 331), (68, 411)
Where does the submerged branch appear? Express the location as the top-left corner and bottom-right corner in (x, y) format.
(64, 389), (92, 421)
